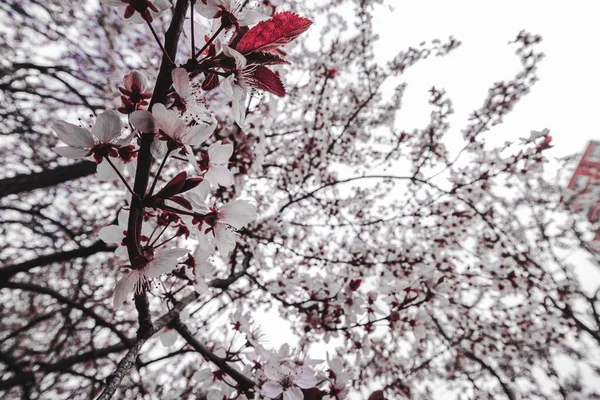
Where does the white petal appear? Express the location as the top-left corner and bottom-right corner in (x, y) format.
(172, 68), (190, 99)
(222, 45), (246, 69)
(114, 271), (138, 308)
(194, 2), (220, 19)
(208, 141), (233, 164)
(184, 145), (201, 172)
(98, 225), (124, 244)
(151, 139), (168, 160)
(144, 248), (190, 278)
(51, 121), (95, 148)
(184, 124), (213, 146)
(115, 246), (129, 260)
(117, 209), (129, 227)
(92, 110), (122, 143)
(152, 0), (171, 12)
(295, 368), (318, 389)
(96, 158), (118, 181)
(264, 364), (282, 381)
(237, 10), (269, 26)
(218, 200), (257, 229)
(214, 225), (237, 256)
(53, 146), (89, 159)
(261, 381), (284, 398)
(196, 231), (216, 254)
(152, 103), (184, 138)
(183, 18), (207, 49)
(205, 165), (234, 187)
(187, 180), (211, 211)
(123, 70), (148, 92)
(232, 98), (246, 127)
(160, 329), (178, 347)
(194, 278), (211, 295)
(283, 387), (304, 400)
(130, 110), (156, 132)
(221, 76), (234, 98)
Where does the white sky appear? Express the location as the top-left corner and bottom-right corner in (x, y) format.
(373, 0), (600, 159)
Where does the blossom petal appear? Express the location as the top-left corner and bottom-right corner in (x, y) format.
(184, 124), (214, 146)
(151, 139), (168, 160)
(218, 200), (257, 229)
(172, 68), (190, 99)
(144, 248), (190, 278)
(205, 165), (234, 187)
(194, 278), (211, 295)
(214, 225), (237, 256)
(283, 387), (304, 400)
(194, 2), (220, 19)
(183, 18), (207, 49)
(51, 121), (95, 148)
(114, 271), (138, 308)
(53, 146), (89, 159)
(96, 158), (118, 181)
(184, 145), (201, 172)
(92, 110), (122, 143)
(222, 45), (246, 70)
(295, 368), (318, 389)
(130, 110), (156, 132)
(237, 10), (269, 26)
(98, 225), (124, 244)
(208, 141), (233, 164)
(261, 381), (284, 398)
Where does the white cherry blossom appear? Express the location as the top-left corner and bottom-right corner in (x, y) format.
(113, 248), (189, 308)
(203, 141), (234, 187)
(52, 110), (125, 160)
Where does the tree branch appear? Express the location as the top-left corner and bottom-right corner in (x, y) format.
(0, 241), (115, 282)
(0, 161), (96, 199)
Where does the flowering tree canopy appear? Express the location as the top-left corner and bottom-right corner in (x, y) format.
(1, 1), (600, 399)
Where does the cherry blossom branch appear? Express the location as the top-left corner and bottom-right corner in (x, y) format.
(0, 241), (115, 282)
(105, 156), (134, 195)
(146, 20), (175, 66)
(96, 292), (196, 400)
(432, 316), (515, 400)
(125, 0), (189, 339)
(172, 319), (256, 392)
(195, 25), (223, 59)
(148, 149), (172, 197)
(0, 161), (96, 198)
(97, 268), (250, 400)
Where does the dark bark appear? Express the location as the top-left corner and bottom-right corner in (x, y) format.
(0, 241), (115, 282)
(0, 161), (96, 199)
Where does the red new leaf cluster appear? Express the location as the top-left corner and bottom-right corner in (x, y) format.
(236, 12), (313, 54)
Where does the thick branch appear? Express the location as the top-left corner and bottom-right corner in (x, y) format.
(0, 241), (115, 282)
(96, 291), (196, 400)
(0, 161), (96, 198)
(173, 319), (256, 391)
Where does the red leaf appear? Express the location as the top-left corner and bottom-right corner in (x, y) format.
(180, 177), (204, 194)
(155, 171), (187, 198)
(236, 12), (312, 54)
(252, 66), (286, 97)
(169, 195), (193, 210)
(202, 72), (220, 91)
(367, 390), (386, 400)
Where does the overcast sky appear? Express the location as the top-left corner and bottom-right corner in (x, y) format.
(373, 0), (599, 160)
